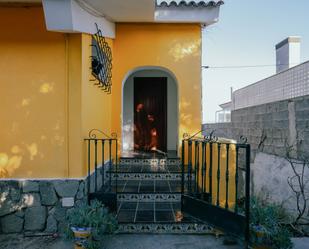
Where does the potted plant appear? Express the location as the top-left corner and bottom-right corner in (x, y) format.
(251, 224), (271, 249)
(66, 200), (118, 249)
(250, 197), (293, 249)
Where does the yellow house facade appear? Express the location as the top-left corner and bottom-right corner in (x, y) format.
(0, 0), (252, 238)
(0, 0), (223, 179)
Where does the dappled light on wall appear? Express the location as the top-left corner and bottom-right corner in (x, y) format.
(180, 113), (193, 126)
(21, 98), (31, 107)
(26, 143), (38, 161)
(0, 152), (23, 178)
(179, 97), (196, 146)
(0, 153), (9, 168)
(11, 145), (21, 154)
(168, 39), (201, 62)
(39, 82), (54, 94)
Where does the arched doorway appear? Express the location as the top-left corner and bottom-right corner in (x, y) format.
(122, 66), (178, 155)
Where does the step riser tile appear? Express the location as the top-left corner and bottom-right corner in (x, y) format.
(119, 159), (181, 166)
(105, 172), (195, 181)
(117, 193), (181, 202)
(117, 223), (213, 234)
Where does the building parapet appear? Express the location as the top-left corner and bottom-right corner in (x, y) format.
(232, 60), (309, 110)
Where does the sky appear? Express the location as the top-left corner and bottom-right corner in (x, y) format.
(202, 0), (309, 123)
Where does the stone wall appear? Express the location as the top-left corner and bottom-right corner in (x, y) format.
(0, 179), (85, 234)
(0, 162), (108, 234)
(203, 95), (309, 217)
(251, 152), (309, 215)
(203, 95), (309, 161)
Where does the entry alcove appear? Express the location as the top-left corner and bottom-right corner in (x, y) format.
(122, 67), (179, 155)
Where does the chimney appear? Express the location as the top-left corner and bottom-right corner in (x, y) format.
(275, 36), (301, 73)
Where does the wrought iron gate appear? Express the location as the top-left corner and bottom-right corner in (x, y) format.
(85, 129), (118, 210)
(181, 131), (251, 243)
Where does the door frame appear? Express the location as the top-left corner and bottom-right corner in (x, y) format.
(133, 76), (168, 152)
(121, 66), (179, 154)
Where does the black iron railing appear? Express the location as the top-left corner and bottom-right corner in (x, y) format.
(84, 129), (118, 195)
(181, 131), (251, 243)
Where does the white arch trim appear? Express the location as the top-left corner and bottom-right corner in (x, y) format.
(121, 66), (179, 154)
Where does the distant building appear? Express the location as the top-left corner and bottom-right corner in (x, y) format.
(215, 36), (308, 116)
(215, 101), (232, 122)
(276, 36), (301, 74)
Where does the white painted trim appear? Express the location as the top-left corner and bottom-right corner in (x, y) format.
(121, 66), (179, 153)
(42, 0), (115, 38)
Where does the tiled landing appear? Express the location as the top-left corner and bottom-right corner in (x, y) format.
(116, 201), (213, 234)
(117, 201), (182, 223)
(116, 180), (186, 193)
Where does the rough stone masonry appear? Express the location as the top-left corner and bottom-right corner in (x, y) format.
(0, 161), (107, 234)
(0, 179), (86, 234)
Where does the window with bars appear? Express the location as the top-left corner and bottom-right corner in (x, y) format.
(91, 24), (112, 94)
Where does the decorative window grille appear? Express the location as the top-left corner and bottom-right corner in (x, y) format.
(90, 23), (112, 93)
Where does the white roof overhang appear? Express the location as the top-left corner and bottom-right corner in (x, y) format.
(2, 0), (223, 38)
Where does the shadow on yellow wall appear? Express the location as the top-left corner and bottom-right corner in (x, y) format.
(0, 7), (67, 178)
(0, 7), (112, 178)
(112, 23), (202, 152)
(0, 10), (202, 178)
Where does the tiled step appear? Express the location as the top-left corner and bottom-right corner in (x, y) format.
(108, 180), (187, 193)
(117, 193), (181, 202)
(91, 156), (216, 235)
(116, 200), (214, 234)
(105, 164), (193, 181)
(108, 164), (182, 173)
(117, 222), (214, 234)
(106, 172), (185, 181)
(119, 157), (181, 166)
(117, 200), (181, 222)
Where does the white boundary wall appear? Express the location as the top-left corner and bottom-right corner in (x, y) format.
(232, 61), (309, 110)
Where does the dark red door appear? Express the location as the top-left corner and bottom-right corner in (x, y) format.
(134, 77), (167, 152)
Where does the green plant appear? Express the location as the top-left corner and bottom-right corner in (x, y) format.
(82, 240), (101, 249)
(65, 200), (118, 237)
(250, 197), (293, 249)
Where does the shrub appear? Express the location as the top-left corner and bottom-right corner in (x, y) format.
(65, 200), (118, 238)
(250, 197), (293, 249)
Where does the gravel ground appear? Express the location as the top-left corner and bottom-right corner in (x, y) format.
(1, 234), (308, 249)
(0, 234), (242, 249)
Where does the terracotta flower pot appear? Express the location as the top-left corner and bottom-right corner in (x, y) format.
(251, 225), (271, 249)
(71, 227), (92, 248)
(71, 227), (92, 239)
(253, 246), (272, 249)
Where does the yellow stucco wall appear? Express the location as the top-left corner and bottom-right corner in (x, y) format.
(112, 23), (202, 151)
(0, 7), (68, 178)
(0, 9), (202, 178)
(0, 7), (112, 178)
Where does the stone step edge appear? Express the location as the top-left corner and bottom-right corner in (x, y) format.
(119, 159), (181, 166)
(117, 223), (215, 234)
(105, 172), (195, 181)
(117, 193), (181, 202)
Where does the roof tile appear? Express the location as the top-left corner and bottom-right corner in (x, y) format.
(156, 0), (224, 7)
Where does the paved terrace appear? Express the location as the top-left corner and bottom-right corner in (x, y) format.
(1, 234), (308, 249)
